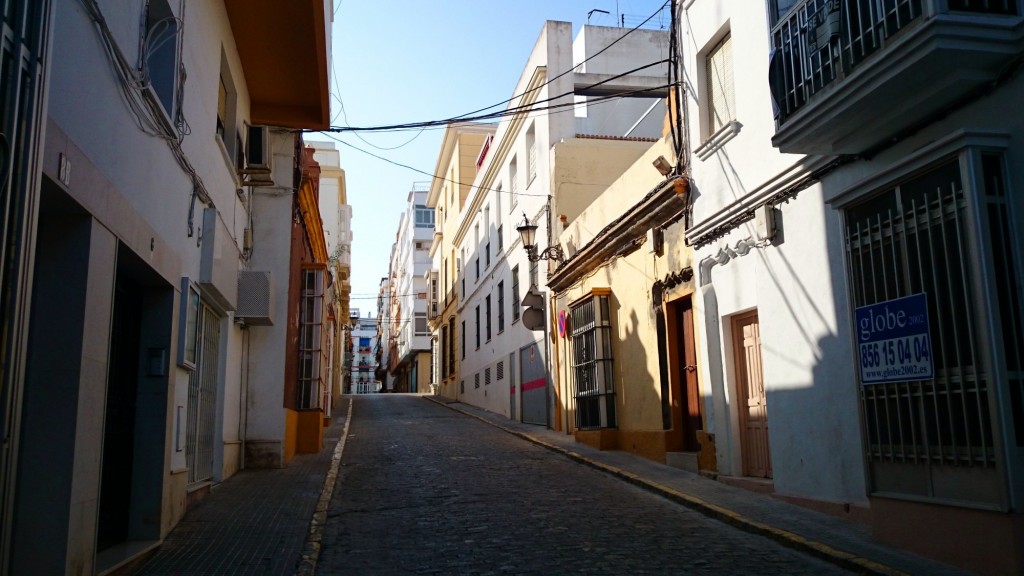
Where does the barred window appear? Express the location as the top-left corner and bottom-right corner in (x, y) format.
(571, 291), (615, 429)
(485, 367), (492, 386)
(474, 373), (480, 389)
(512, 266), (521, 322)
(497, 281), (505, 333)
(497, 361), (504, 381)
(845, 151), (1023, 507)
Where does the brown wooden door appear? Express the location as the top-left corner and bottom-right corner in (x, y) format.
(676, 298), (701, 452)
(733, 311), (771, 478)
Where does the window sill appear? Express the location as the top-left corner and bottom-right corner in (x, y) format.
(695, 120), (742, 161)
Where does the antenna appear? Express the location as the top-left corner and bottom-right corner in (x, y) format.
(586, 8), (609, 24)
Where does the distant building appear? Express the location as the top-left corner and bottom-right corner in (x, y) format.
(350, 312), (380, 393)
(385, 185), (434, 393)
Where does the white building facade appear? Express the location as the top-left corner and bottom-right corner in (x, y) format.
(389, 186), (434, 393)
(452, 21), (670, 424)
(681, 1), (1024, 573)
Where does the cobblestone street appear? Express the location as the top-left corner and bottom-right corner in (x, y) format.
(317, 395), (852, 575)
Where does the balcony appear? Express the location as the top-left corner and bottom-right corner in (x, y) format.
(769, 0), (1023, 155)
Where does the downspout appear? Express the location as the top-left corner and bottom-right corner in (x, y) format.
(239, 324), (249, 470)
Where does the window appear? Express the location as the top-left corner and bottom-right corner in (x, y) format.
(415, 205), (435, 228)
(448, 317), (456, 376)
(844, 150), (1022, 507)
(486, 242), (491, 268)
(497, 360), (504, 381)
(475, 306), (481, 349)
(497, 224), (504, 252)
(497, 281), (505, 333)
(571, 291), (616, 429)
(475, 373), (480, 389)
(486, 294), (492, 341)
(144, 0), (180, 120)
(461, 320), (466, 359)
(485, 367), (492, 386)
(705, 34), (735, 136)
(216, 77), (227, 141)
(298, 269), (326, 409)
(526, 123), (537, 185)
(509, 157), (519, 208)
(512, 266), (521, 322)
(767, 0), (799, 25)
(415, 312), (428, 335)
(475, 257), (480, 281)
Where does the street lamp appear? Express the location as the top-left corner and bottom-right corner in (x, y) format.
(515, 213), (564, 262)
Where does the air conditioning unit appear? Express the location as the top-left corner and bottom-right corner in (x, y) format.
(236, 270), (274, 326)
(244, 124), (271, 173)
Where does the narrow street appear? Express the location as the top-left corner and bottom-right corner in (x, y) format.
(316, 395), (851, 575)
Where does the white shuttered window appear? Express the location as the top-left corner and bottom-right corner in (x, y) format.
(706, 34), (735, 135)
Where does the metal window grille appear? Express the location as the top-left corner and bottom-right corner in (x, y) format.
(844, 155), (1022, 506)
(298, 269), (324, 409)
(486, 295), (492, 341)
(497, 361), (505, 381)
(485, 367), (492, 386)
(512, 266), (521, 321)
(187, 303), (220, 485)
(770, 0), (929, 124)
(570, 294), (616, 429)
(475, 373), (480, 389)
(448, 317), (456, 373)
(498, 281), (505, 332)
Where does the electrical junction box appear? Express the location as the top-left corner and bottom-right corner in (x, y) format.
(755, 204), (776, 242)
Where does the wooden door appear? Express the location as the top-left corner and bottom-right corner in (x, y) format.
(733, 311), (771, 478)
(674, 298), (702, 452)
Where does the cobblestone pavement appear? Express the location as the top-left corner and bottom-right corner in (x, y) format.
(317, 395), (853, 575)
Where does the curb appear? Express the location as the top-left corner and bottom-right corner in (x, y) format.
(295, 396), (353, 576)
(423, 395), (907, 576)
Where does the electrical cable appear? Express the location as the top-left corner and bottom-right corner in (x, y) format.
(318, 60), (672, 134)
(442, 0), (671, 124)
(319, 82), (674, 201)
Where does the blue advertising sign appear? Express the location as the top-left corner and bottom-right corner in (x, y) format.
(855, 293), (933, 384)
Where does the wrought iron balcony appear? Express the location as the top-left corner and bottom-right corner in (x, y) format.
(769, 0), (1023, 154)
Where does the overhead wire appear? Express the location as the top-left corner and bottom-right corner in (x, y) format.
(318, 81), (675, 200)
(317, 59), (671, 134)
(316, 1), (671, 135)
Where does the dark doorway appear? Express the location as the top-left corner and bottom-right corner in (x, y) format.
(97, 273), (143, 551)
(671, 297), (701, 452)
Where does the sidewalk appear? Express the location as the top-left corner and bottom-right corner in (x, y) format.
(127, 400), (350, 576)
(425, 396), (969, 576)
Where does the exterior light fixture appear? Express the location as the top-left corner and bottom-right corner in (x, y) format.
(516, 213), (564, 262)
(652, 155), (673, 176)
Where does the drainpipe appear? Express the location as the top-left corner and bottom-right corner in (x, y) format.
(239, 325), (249, 470)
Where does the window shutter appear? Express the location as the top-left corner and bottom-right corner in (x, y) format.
(706, 34), (735, 134)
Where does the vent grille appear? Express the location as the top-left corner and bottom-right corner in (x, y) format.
(236, 270), (273, 325)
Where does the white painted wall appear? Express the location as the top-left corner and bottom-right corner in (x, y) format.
(682, 0), (867, 504)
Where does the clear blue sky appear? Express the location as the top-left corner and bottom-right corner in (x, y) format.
(313, 0), (670, 318)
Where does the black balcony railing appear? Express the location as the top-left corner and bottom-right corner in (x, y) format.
(770, 0), (1019, 125)
(770, 0), (920, 124)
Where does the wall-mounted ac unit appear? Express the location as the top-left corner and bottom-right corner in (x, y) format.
(236, 270), (274, 326)
(200, 207), (238, 311)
